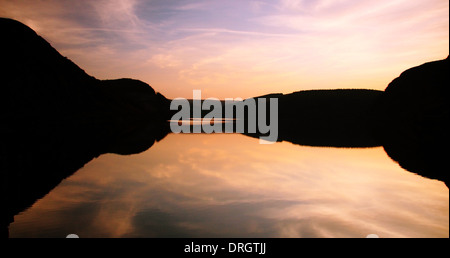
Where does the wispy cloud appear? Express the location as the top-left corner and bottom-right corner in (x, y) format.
(0, 0), (448, 98)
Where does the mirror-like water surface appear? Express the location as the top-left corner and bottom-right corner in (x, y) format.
(9, 133), (449, 238)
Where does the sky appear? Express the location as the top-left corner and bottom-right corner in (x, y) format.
(1, 0), (448, 99)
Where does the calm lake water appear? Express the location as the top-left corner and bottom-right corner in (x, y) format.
(9, 133), (449, 238)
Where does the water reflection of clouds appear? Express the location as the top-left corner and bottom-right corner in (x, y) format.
(10, 134), (449, 237)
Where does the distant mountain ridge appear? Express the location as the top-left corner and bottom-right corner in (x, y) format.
(243, 89), (383, 147)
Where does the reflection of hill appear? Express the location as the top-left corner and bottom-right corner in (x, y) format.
(1, 122), (170, 238)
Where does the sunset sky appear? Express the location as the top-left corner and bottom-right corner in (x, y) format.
(1, 0), (448, 99)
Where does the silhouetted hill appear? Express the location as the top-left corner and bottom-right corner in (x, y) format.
(0, 17), (170, 133)
(243, 58), (449, 187)
(0, 18), (172, 237)
(374, 57), (449, 187)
